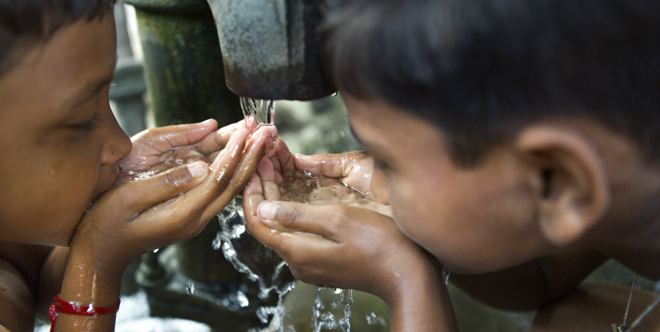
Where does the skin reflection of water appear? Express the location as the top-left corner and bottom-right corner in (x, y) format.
(279, 170), (390, 218)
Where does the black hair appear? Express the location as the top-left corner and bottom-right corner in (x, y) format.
(0, 0), (115, 77)
(325, 0), (660, 167)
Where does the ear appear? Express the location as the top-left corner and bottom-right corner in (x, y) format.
(516, 125), (611, 247)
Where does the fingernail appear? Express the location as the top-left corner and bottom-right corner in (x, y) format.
(187, 161), (207, 179)
(264, 125), (278, 137)
(202, 118), (214, 124)
(258, 201), (278, 220)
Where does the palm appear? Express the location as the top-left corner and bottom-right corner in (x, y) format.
(262, 139), (391, 215)
(117, 120), (244, 184)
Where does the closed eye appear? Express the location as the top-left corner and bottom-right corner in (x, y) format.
(72, 113), (100, 132)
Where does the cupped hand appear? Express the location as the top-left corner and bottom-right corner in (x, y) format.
(116, 118), (274, 184)
(242, 155), (430, 302)
(68, 125), (276, 277)
(267, 139), (389, 205)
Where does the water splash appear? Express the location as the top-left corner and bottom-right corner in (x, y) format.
(215, 196), (296, 331)
(241, 97), (276, 133)
(366, 312), (387, 327)
(241, 97), (278, 158)
(186, 282), (196, 295)
(312, 288), (353, 332)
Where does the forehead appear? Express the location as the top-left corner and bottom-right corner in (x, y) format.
(0, 14), (116, 121)
(343, 94), (447, 158)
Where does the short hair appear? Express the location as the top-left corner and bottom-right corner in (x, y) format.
(0, 0), (115, 77)
(325, 0), (660, 167)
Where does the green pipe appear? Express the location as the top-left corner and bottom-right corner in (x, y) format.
(125, 0), (242, 126)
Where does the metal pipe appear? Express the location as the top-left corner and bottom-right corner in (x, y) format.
(207, 0), (335, 100)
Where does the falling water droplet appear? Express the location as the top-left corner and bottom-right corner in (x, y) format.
(186, 282), (196, 294)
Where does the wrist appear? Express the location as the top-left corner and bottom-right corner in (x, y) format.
(384, 257), (457, 332)
(60, 248), (123, 307)
(53, 251), (122, 332)
(49, 294), (120, 332)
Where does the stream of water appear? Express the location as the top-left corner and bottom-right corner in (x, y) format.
(240, 97), (276, 133)
(211, 97), (358, 331)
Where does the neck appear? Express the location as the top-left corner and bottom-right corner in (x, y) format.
(585, 165), (660, 280)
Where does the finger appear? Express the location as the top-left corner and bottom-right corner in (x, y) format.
(256, 158), (282, 201)
(256, 201), (344, 241)
(196, 120), (246, 156)
(253, 126), (278, 159)
(244, 172), (264, 198)
(128, 130), (248, 240)
(256, 227), (339, 267)
(111, 161), (209, 218)
(158, 128), (247, 224)
(242, 185), (337, 256)
(274, 171), (283, 185)
(131, 119), (219, 152)
(273, 138), (296, 173)
(243, 172), (267, 234)
(206, 128), (250, 196)
(201, 128), (273, 220)
(131, 127), (249, 241)
(293, 151), (367, 178)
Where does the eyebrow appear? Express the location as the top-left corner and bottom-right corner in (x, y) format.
(348, 124), (388, 155)
(69, 56), (118, 109)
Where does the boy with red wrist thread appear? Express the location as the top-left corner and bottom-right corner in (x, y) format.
(0, 1), (276, 331)
(243, 0), (660, 331)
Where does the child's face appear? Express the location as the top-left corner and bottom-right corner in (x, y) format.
(0, 14), (131, 246)
(343, 94), (552, 274)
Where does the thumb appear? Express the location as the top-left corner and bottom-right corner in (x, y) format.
(257, 201), (340, 240)
(111, 161), (209, 217)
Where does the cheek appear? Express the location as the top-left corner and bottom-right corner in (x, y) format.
(0, 146), (102, 245)
(36, 157), (100, 243)
(387, 177), (437, 247)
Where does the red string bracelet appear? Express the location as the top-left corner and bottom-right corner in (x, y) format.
(48, 294), (120, 332)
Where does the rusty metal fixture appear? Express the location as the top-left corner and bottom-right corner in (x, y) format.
(207, 0), (335, 100)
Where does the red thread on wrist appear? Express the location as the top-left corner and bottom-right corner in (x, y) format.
(48, 294), (120, 332)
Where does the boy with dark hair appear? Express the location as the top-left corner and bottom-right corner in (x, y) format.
(243, 0), (660, 330)
(0, 1), (275, 331)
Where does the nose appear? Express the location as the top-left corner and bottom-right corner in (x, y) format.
(101, 113), (132, 165)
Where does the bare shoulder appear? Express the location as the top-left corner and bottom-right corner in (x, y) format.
(0, 258), (36, 331)
(451, 249), (608, 311)
(0, 242), (52, 331)
(533, 282), (660, 332)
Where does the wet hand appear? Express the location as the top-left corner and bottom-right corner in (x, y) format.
(242, 157), (428, 302)
(68, 126), (276, 277)
(267, 139), (389, 205)
(116, 119), (274, 184)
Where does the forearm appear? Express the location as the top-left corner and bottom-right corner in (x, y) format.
(53, 250), (123, 332)
(386, 261), (457, 332)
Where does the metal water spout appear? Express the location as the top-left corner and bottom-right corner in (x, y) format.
(207, 0), (335, 100)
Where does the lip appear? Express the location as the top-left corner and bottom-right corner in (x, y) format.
(108, 163), (121, 189)
(94, 163), (121, 198)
